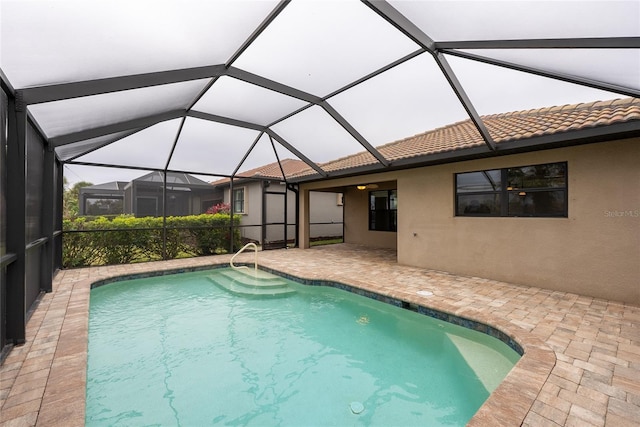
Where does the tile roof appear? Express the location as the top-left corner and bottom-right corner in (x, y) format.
(210, 158), (309, 185)
(212, 98), (640, 183)
(301, 97), (640, 176)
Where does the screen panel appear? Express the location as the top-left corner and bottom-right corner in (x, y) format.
(459, 49), (640, 92)
(271, 105), (371, 164)
(445, 54), (621, 118)
(28, 79), (209, 139)
(233, 0), (420, 96)
(168, 117), (262, 176)
(75, 119), (183, 169)
(193, 77), (308, 126)
(328, 53), (470, 147)
(1, 88), (7, 259)
(0, 0), (280, 88)
(391, 0), (639, 41)
(26, 124), (45, 243)
(55, 130), (140, 161)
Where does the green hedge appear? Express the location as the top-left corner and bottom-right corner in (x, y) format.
(62, 214), (241, 268)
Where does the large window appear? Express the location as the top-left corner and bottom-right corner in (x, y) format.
(369, 190), (397, 231)
(84, 197), (124, 216)
(456, 162), (567, 217)
(232, 188), (245, 214)
(136, 196), (158, 217)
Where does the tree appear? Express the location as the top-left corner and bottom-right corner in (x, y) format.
(63, 178), (93, 218)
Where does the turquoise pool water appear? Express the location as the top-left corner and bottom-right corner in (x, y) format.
(86, 268), (520, 426)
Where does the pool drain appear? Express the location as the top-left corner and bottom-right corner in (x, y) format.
(350, 401), (364, 414)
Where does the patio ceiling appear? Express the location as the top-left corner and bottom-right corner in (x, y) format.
(1, 0), (639, 183)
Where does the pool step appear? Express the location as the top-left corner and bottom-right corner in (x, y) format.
(208, 269), (295, 298)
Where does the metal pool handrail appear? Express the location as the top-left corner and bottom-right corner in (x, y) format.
(230, 242), (258, 275)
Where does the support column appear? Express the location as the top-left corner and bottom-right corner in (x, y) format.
(54, 159), (63, 270)
(40, 146), (55, 293)
(6, 95), (27, 344)
(299, 188), (310, 249)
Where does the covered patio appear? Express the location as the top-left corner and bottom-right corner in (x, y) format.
(1, 244), (638, 426)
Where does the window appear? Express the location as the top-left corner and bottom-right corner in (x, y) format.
(136, 196), (158, 217)
(369, 190), (397, 231)
(232, 188), (245, 214)
(84, 197), (124, 216)
(456, 162), (567, 217)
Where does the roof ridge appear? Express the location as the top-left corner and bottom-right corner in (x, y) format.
(485, 97), (640, 119)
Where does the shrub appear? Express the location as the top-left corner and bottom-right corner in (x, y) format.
(62, 213), (241, 268)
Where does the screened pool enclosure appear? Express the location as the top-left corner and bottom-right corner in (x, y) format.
(1, 0), (638, 356)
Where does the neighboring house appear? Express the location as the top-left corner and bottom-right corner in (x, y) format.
(293, 98), (640, 305)
(210, 159), (343, 248)
(79, 172), (222, 217)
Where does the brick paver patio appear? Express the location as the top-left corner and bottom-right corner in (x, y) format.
(1, 244), (638, 426)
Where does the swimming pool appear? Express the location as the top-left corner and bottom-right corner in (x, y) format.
(86, 267), (520, 426)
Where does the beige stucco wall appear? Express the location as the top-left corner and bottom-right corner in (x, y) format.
(301, 174), (399, 250)
(300, 138), (639, 305)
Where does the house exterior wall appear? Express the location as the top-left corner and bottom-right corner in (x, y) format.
(224, 182), (262, 243)
(309, 191), (344, 240)
(223, 181), (344, 245)
(300, 138), (639, 305)
(302, 174), (398, 250)
(343, 183), (397, 249)
(263, 182), (295, 244)
(398, 138), (639, 305)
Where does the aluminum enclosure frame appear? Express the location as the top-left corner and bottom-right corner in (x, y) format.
(1, 0), (639, 359)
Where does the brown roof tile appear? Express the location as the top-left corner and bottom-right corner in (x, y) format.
(210, 158), (310, 185)
(294, 97), (640, 176)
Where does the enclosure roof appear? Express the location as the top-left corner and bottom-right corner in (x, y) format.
(133, 171), (211, 187)
(1, 0), (639, 183)
(80, 181), (128, 192)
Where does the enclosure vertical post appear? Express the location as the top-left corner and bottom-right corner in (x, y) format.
(162, 171), (167, 260)
(5, 95), (27, 344)
(287, 184), (299, 248)
(283, 182), (288, 247)
(298, 188), (310, 249)
(229, 178), (235, 254)
(261, 181), (267, 245)
(54, 158), (63, 270)
(40, 145), (55, 293)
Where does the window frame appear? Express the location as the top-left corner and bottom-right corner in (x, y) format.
(368, 189), (397, 232)
(232, 187), (246, 214)
(455, 162), (568, 218)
